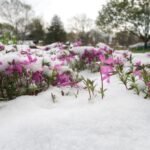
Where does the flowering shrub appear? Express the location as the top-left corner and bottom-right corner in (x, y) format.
(114, 52), (150, 99)
(0, 59), (44, 100)
(0, 48), (79, 100)
(98, 54), (115, 98)
(132, 63), (150, 98)
(70, 47), (114, 73)
(0, 63), (79, 100)
(0, 42), (149, 101)
(70, 46), (115, 99)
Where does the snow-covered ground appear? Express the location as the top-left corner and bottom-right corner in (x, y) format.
(0, 70), (150, 150)
(0, 45), (150, 150)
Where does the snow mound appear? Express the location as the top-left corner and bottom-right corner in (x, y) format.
(96, 42), (112, 51)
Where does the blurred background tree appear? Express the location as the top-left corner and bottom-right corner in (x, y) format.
(115, 30), (140, 48)
(96, 0), (150, 49)
(26, 18), (45, 43)
(68, 14), (93, 45)
(0, 0), (33, 40)
(45, 15), (67, 44)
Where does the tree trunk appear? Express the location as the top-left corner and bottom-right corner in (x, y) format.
(144, 40), (148, 49)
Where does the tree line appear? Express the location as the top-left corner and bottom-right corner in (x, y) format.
(0, 0), (149, 49)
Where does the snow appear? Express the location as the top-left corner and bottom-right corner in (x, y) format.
(129, 42), (150, 48)
(96, 42), (112, 50)
(0, 46), (150, 150)
(114, 50), (150, 64)
(132, 53), (150, 64)
(0, 70), (150, 150)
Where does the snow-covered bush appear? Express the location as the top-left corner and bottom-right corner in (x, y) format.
(0, 46), (80, 100)
(70, 46), (114, 72)
(114, 52), (150, 99)
(0, 42), (149, 100)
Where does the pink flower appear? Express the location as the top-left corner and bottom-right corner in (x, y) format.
(57, 73), (72, 86)
(99, 55), (114, 65)
(100, 65), (114, 83)
(102, 74), (111, 83)
(14, 64), (23, 75)
(99, 55), (105, 63)
(5, 60), (23, 75)
(5, 65), (13, 75)
(32, 71), (43, 83)
(21, 60), (30, 65)
(133, 70), (142, 79)
(114, 57), (123, 65)
(58, 54), (75, 63)
(0, 45), (5, 51)
(101, 65), (113, 74)
(27, 54), (37, 63)
(105, 57), (114, 65)
(54, 64), (62, 70)
(0, 61), (2, 65)
(73, 40), (82, 47)
(135, 61), (141, 66)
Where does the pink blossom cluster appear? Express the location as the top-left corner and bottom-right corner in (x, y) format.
(0, 44), (5, 51)
(0, 42), (149, 100)
(79, 47), (113, 64)
(0, 45), (81, 100)
(81, 49), (103, 64)
(72, 40), (82, 47)
(99, 55), (114, 83)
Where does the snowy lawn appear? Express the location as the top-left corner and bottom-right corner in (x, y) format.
(0, 69), (150, 150)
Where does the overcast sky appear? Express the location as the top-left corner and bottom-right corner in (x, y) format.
(24, 0), (107, 28)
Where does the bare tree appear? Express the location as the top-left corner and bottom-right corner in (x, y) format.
(0, 0), (33, 40)
(69, 14), (93, 33)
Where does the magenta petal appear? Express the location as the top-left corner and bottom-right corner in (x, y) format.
(105, 57), (114, 65)
(99, 55), (105, 62)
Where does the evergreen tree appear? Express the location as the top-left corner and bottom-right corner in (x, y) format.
(27, 18), (45, 42)
(45, 15), (66, 44)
